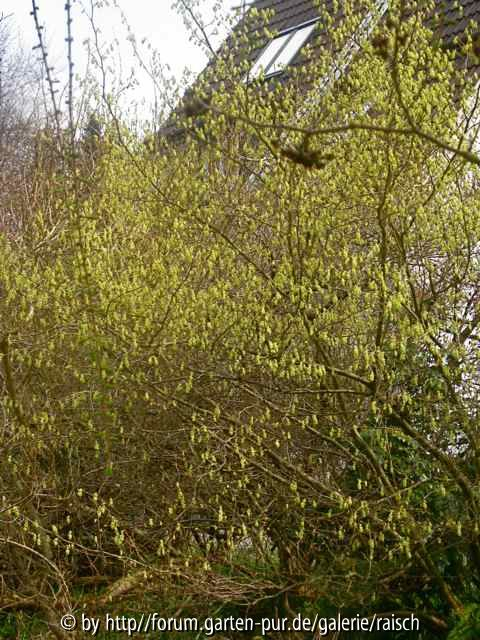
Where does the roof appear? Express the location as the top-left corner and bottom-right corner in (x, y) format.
(237, 0), (480, 75)
(245, 0), (480, 39)
(434, 0), (480, 44)
(163, 0), (480, 136)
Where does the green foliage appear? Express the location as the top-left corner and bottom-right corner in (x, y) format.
(0, 613), (48, 639)
(1, 1), (480, 636)
(0, 615), (16, 639)
(447, 605), (480, 640)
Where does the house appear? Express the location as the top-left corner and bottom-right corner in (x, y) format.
(170, 0), (480, 131)
(233, 0), (480, 82)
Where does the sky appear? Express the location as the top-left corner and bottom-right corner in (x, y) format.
(1, 0), (241, 122)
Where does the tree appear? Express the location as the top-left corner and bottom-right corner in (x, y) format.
(0, 13), (44, 236)
(1, 1), (480, 638)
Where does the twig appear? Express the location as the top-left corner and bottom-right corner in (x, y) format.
(30, 1), (61, 138)
(65, 0), (75, 150)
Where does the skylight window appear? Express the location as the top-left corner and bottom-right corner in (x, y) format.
(248, 22), (317, 80)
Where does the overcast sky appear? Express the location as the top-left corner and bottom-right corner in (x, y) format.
(1, 0), (241, 121)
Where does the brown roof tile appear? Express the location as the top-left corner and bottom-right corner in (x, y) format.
(165, 1), (480, 134)
(233, 0), (480, 73)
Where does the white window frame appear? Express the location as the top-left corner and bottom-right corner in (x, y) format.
(247, 21), (317, 81)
